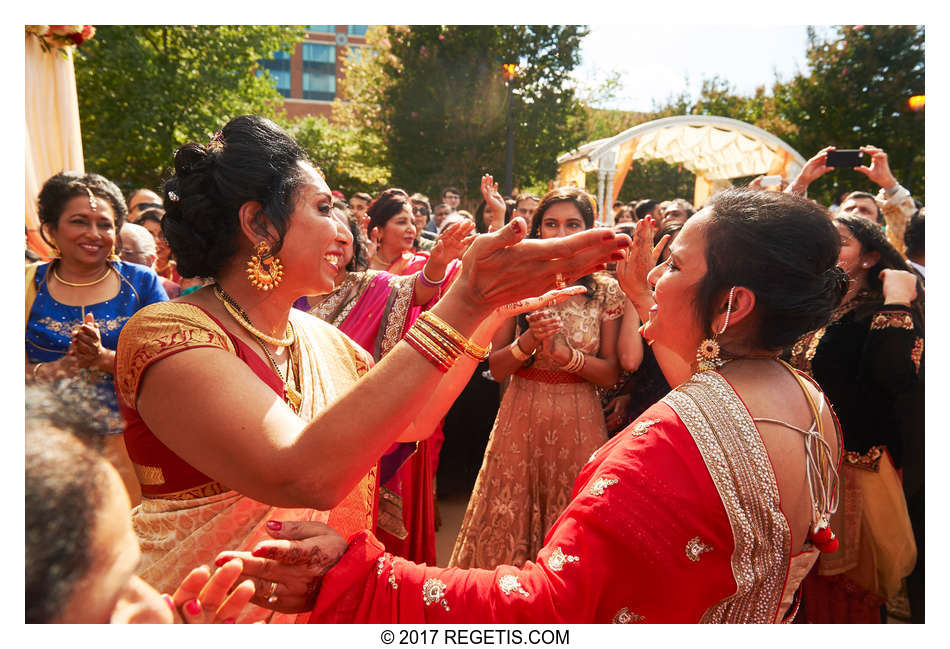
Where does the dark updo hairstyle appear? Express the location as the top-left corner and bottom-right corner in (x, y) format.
(161, 115), (312, 278)
(695, 188), (848, 351)
(834, 212), (924, 324)
(366, 188), (411, 235)
(26, 385), (111, 623)
(37, 171), (128, 250)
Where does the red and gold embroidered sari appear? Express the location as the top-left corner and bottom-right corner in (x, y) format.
(308, 371), (834, 624)
(115, 302), (378, 623)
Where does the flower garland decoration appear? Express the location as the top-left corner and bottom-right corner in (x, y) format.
(26, 25), (96, 55)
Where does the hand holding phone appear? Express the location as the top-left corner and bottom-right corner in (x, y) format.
(825, 149), (865, 168)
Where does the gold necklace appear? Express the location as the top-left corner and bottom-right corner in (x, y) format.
(372, 252), (394, 267)
(212, 285), (301, 412)
(212, 285), (295, 348)
(52, 263), (113, 287)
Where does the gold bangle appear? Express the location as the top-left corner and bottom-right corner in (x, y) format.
(406, 326), (457, 371)
(32, 362), (45, 381)
(509, 337), (533, 362)
(418, 311), (490, 361)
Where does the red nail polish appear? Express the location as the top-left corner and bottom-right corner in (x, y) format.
(251, 546), (269, 558)
(266, 520), (282, 531)
(602, 231), (615, 240)
(215, 556), (230, 567)
(611, 251), (626, 260)
(185, 599), (202, 616)
(162, 594), (174, 611)
(224, 618), (236, 624)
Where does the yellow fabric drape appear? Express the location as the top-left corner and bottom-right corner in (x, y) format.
(25, 34), (85, 258)
(556, 159), (587, 190)
(609, 138), (638, 206)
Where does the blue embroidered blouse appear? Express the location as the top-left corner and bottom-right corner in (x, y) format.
(26, 261), (168, 435)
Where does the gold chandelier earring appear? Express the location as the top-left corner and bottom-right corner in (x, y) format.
(696, 286), (736, 372)
(247, 240), (284, 291)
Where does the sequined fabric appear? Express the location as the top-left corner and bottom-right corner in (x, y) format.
(449, 274), (623, 569)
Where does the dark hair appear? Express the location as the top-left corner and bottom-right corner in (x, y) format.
(25, 386), (111, 624)
(654, 220), (683, 261)
(409, 193), (431, 212)
(528, 186), (595, 238)
(136, 208), (164, 229)
(696, 188), (848, 351)
(161, 115), (312, 278)
(664, 198), (695, 219)
(517, 187), (598, 337)
(904, 208), (924, 259)
(340, 209), (368, 272)
(635, 199), (659, 220)
(37, 171), (128, 250)
(350, 192), (372, 204)
(615, 206), (635, 223)
(843, 191), (883, 224)
(442, 186), (460, 198)
(504, 198), (517, 224)
(834, 212), (924, 323)
(367, 188), (410, 234)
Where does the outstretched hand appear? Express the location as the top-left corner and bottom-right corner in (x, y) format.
(616, 218), (665, 316)
(428, 219), (476, 267)
(452, 216), (629, 314)
(214, 521), (348, 614)
(167, 558), (256, 623)
(855, 145), (899, 190)
(480, 173), (506, 231)
(786, 146), (836, 195)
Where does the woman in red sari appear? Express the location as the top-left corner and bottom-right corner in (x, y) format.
(113, 116), (626, 622)
(238, 188), (849, 623)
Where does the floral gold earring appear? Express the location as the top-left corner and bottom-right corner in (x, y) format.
(247, 240), (284, 291)
(696, 286), (736, 372)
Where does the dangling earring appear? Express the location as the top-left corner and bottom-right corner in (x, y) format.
(247, 240), (284, 291)
(108, 242), (120, 262)
(696, 286), (736, 372)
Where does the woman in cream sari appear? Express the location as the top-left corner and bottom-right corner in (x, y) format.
(114, 115), (625, 622)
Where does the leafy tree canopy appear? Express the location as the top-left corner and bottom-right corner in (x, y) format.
(75, 25), (304, 193)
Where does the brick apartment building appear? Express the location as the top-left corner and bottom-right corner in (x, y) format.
(259, 25), (370, 120)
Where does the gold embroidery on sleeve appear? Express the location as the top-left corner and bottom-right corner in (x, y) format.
(911, 337), (923, 373)
(132, 463), (165, 486)
(546, 547), (579, 572)
(630, 419), (660, 437)
(685, 536), (714, 562)
(588, 476), (618, 496)
(870, 312), (914, 331)
(497, 574), (530, 598)
(422, 578), (449, 611)
(612, 607), (644, 623)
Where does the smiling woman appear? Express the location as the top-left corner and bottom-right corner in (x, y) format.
(26, 171), (169, 505)
(111, 115), (626, 622)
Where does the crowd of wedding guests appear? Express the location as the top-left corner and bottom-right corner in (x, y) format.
(26, 118), (923, 624)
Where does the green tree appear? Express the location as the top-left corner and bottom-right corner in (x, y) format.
(281, 114), (390, 197)
(773, 25), (925, 204)
(335, 25), (589, 206)
(75, 25), (304, 192)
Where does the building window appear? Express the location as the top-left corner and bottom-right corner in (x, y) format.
(347, 25), (369, 36)
(308, 26), (336, 33)
(302, 43), (336, 101)
(258, 50), (291, 98)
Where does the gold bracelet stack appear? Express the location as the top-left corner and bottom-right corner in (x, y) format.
(509, 337), (534, 362)
(418, 311), (490, 361)
(560, 346), (585, 373)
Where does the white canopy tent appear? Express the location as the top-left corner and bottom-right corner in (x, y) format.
(556, 115), (807, 223)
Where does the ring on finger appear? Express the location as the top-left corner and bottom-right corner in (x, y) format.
(554, 273), (566, 289)
(266, 580), (278, 605)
